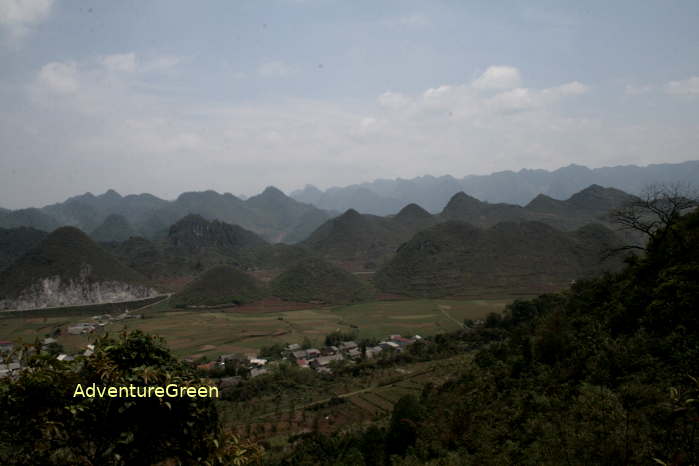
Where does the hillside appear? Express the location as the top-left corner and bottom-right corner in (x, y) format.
(439, 185), (637, 230)
(269, 256), (372, 304)
(0, 227), (47, 271)
(374, 220), (624, 297)
(0, 227), (156, 310)
(104, 215), (312, 283)
(300, 209), (401, 269)
(299, 184), (633, 271)
(283, 205), (699, 466)
(90, 214), (137, 242)
(171, 265), (265, 307)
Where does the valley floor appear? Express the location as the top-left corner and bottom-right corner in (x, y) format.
(0, 295), (522, 359)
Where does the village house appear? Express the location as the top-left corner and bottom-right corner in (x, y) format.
(249, 358), (267, 367)
(379, 341), (401, 351)
(310, 353), (344, 372)
(0, 340), (14, 353)
(365, 346), (383, 359)
(338, 341), (358, 352)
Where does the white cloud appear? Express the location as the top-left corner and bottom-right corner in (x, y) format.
(257, 60), (297, 78)
(625, 84), (653, 95)
(664, 76), (699, 96)
(544, 81), (589, 97)
(472, 66), (522, 91)
(0, 0), (53, 42)
(36, 61), (79, 94)
(8, 57), (696, 206)
(100, 53), (137, 72)
(378, 91), (411, 109)
(100, 53), (182, 73)
(487, 88), (536, 113)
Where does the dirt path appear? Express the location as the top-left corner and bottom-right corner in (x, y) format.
(438, 305), (464, 329)
(132, 294), (171, 312)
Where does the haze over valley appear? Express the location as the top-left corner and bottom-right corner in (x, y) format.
(1, 2), (698, 464)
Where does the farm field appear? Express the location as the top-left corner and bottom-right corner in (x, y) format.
(0, 296), (523, 359)
(220, 354), (473, 451)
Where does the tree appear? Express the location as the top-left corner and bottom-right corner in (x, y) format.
(0, 330), (263, 465)
(611, 183), (698, 252)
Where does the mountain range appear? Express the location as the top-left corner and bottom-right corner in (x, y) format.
(291, 160), (699, 215)
(301, 184), (637, 270)
(0, 178), (651, 310)
(0, 187), (331, 244)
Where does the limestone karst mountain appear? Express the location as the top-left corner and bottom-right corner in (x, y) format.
(0, 227), (156, 310)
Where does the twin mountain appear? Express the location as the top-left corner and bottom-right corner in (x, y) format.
(0, 183), (640, 310)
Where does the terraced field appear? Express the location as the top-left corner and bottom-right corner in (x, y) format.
(224, 355), (471, 444)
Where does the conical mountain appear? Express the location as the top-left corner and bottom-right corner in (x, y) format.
(244, 186), (332, 243)
(565, 184), (637, 214)
(270, 256), (371, 304)
(0, 227), (156, 310)
(440, 192), (528, 225)
(167, 214), (267, 252)
(525, 194), (568, 213)
(300, 209), (397, 265)
(392, 203), (436, 230)
(172, 265), (265, 307)
(375, 220), (624, 298)
(91, 214), (137, 242)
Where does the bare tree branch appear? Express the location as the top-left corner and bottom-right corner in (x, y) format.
(610, 183), (698, 253)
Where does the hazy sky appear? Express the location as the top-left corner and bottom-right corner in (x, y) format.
(1, 0), (698, 208)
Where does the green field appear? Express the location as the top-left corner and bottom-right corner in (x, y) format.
(0, 296), (519, 359)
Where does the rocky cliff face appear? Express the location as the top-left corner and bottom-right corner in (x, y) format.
(0, 275), (157, 311)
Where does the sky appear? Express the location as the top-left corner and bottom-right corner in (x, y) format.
(1, 0), (698, 208)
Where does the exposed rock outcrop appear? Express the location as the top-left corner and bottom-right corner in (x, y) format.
(0, 274), (157, 311)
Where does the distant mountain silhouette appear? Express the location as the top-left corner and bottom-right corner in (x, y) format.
(4, 186), (331, 244)
(0, 208), (61, 232)
(0, 227), (47, 271)
(90, 214), (137, 242)
(291, 161), (699, 215)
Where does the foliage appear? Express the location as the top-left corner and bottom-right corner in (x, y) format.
(270, 257), (372, 304)
(281, 209), (699, 464)
(0, 330), (263, 465)
(172, 264), (265, 307)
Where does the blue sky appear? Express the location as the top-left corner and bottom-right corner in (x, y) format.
(1, 0), (698, 208)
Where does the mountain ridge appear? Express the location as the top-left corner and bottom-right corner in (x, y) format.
(290, 160), (699, 215)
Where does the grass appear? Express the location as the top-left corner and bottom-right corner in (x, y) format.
(0, 295), (519, 359)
